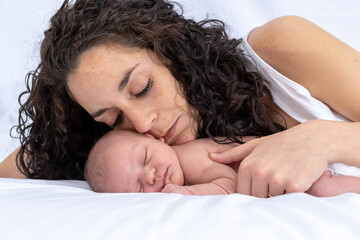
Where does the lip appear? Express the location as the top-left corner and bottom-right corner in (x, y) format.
(163, 118), (178, 144)
(162, 168), (168, 187)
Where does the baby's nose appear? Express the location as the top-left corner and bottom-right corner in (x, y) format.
(143, 166), (156, 185)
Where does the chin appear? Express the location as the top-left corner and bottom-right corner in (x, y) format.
(172, 116), (198, 143)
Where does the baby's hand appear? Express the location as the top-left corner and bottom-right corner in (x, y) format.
(161, 184), (192, 195)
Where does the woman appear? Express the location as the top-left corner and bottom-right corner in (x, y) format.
(0, 0), (359, 198)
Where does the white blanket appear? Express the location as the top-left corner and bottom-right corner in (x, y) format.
(1, 1), (360, 239)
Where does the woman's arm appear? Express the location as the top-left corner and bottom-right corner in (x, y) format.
(211, 16), (360, 198)
(166, 139), (238, 195)
(0, 148), (27, 178)
(248, 15), (360, 121)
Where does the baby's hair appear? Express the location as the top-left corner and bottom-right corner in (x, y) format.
(85, 132), (118, 192)
(85, 130), (133, 192)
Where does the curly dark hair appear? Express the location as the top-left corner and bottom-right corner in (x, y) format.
(15, 0), (284, 180)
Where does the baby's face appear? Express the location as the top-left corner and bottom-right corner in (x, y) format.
(104, 131), (184, 193)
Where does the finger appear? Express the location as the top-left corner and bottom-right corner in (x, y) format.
(268, 183), (285, 197)
(250, 167), (269, 198)
(210, 139), (258, 164)
(285, 180), (307, 194)
(252, 183), (269, 198)
(267, 173), (287, 197)
(237, 166), (252, 195)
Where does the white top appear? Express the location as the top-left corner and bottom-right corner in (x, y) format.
(241, 37), (359, 177)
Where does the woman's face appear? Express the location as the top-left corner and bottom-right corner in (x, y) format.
(68, 44), (199, 145)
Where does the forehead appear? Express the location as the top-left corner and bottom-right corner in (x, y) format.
(66, 44), (166, 112)
(74, 44), (160, 76)
(105, 131), (164, 156)
(71, 44), (139, 81)
(82, 44), (137, 65)
(103, 132), (143, 158)
(69, 44), (145, 85)
(104, 136), (141, 192)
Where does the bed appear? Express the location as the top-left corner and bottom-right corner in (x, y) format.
(1, 1), (360, 239)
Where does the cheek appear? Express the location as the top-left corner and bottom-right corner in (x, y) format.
(156, 75), (186, 108)
(102, 108), (120, 126)
(115, 117), (135, 131)
(157, 147), (177, 165)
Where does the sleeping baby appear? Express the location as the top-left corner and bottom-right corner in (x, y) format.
(85, 130), (360, 197)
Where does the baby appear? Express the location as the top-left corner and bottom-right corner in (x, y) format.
(85, 130), (360, 197)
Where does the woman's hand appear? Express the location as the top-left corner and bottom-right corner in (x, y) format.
(210, 120), (356, 198)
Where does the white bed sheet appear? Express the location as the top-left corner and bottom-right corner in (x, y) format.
(1, 1), (360, 240)
(1, 178), (360, 240)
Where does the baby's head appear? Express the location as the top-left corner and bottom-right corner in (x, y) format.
(85, 130), (184, 193)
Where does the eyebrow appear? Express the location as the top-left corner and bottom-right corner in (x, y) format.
(90, 63), (140, 118)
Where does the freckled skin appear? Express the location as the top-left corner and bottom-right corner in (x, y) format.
(68, 44), (199, 145)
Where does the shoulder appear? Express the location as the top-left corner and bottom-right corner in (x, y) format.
(247, 16), (324, 70)
(191, 138), (241, 153)
(174, 138), (236, 164)
(246, 16), (321, 90)
(248, 16), (317, 56)
(247, 16), (360, 121)
(247, 15), (338, 89)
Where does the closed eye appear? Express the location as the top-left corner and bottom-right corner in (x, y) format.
(135, 78), (153, 98)
(139, 148), (148, 192)
(143, 147), (148, 165)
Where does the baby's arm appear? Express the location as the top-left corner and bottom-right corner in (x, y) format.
(161, 168), (236, 195)
(164, 139), (239, 195)
(306, 171), (360, 197)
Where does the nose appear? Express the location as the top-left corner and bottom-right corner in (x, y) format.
(122, 106), (157, 134)
(141, 166), (156, 186)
